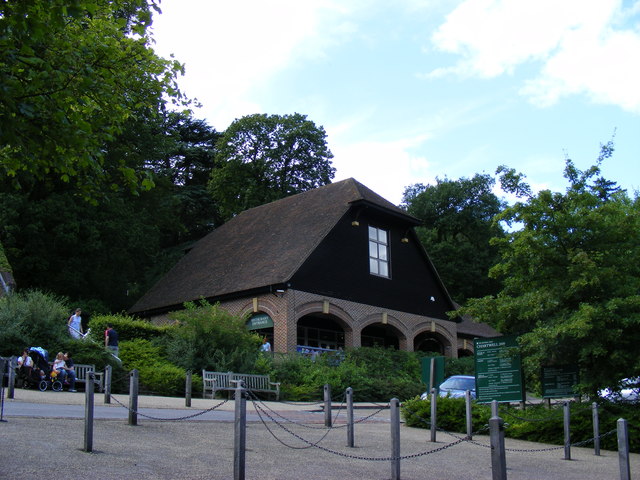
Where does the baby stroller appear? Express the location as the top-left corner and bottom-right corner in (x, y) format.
(28, 347), (63, 392)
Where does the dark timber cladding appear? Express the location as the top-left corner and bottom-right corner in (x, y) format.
(292, 211), (452, 318)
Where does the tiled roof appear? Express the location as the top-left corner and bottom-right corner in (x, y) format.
(129, 178), (416, 315)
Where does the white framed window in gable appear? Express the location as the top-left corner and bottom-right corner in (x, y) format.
(368, 225), (390, 278)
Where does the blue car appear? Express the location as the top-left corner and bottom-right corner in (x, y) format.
(421, 375), (476, 400)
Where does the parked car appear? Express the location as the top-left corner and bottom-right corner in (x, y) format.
(421, 375), (476, 400)
(598, 377), (639, 402)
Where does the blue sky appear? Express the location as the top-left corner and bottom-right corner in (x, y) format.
(151, 0), (640, 205)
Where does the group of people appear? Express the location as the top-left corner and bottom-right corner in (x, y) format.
(16, 348), (77, 392)
(67, 308), (119, 357)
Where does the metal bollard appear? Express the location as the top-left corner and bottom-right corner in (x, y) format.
(430, 388), (437, 442)
(103, 365), (112, 404)
(234, 381), (247, 480)
(7, 357), (15, 399)
(465, 390), (473, 439)
(390, 398), (400, 480)
(0, 359), (6, 422)
(617, 418), (631, 480)
(84, 373), (95, 452)
(346, 387), (354, 447)
(185, 370), (192, 407)
(324, 384), (332, 427)
(563, 402), (571, 460)
(489, 414), (507, 480)
(592, 402), (600, 456)
(128, 369), (139, 426)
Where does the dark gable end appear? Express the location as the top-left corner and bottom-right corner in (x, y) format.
(129, 178), (456, 318)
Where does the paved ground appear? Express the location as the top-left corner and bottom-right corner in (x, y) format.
(1, 388), (638, 480)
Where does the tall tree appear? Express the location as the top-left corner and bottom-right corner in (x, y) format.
(461, 143), (640, 394)
(402, 174), (505, 303)
(0, 0), (186, 198)
(209, 113), (335, 220)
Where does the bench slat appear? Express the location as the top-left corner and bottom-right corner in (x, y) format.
(202, 370), (280, 400)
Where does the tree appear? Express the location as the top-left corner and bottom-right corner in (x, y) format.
(209, 113), (335, 220)
(0, 0), (186, 197)
(461, 143), (640, 395)
(402, 174), (505, 303)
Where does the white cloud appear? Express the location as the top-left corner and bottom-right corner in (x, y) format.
(329, 134), (434, 205)
(428, 0), (640, 112)
(151, 0), (357, 128)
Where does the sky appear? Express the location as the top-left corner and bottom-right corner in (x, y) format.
(151, 0), (640, 205)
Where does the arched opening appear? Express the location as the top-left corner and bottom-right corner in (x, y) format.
(361, 324), (400, 349)
(297, 314), (345, 351)
(246, 313), (274, 350)
(414, 332), (447, 355)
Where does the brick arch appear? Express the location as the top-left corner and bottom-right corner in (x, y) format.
(239, 298), (280, 320)
(412, 321), (456, 356)
(294, 301), (355, 331)
(358, 313), (408, 341)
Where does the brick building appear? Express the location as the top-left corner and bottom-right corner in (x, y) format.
(129, 178), (497, 356)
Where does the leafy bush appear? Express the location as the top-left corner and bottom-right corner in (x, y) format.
(0, 290), (70, 356)
(87, 314), (170, 343)
(402, 395), (491, 432)
(401, 397), (639, 453)
(162, 301), (262, 373)
(266, 347), (425, 402)
(118, 339), (200, 397)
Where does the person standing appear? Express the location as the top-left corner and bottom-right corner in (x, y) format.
(67, 308), (83, 339)
(105, 324), (119, 357)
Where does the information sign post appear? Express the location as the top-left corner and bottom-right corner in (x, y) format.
(474, 336), (524, 403)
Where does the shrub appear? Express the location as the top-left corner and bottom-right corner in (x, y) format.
(401, 397), (639, 453)
(87, 314), (169, 343)
(162, 301), (262, 373)
(118, 339), (200, 397)
(0, 290), (70, 356)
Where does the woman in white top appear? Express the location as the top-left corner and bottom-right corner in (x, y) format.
(67, 308), (83, 339)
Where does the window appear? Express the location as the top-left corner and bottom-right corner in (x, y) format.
(368, 225), (389, 277)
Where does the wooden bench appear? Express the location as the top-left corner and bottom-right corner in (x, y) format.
(202, 370), (280, 400)
(74, 364), (104, 392)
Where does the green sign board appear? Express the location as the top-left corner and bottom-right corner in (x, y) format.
(541, 365), (579, 398)
(246, 313), (274, 330)
(474, 335), (524, 403)
(421, 356), (445, 392)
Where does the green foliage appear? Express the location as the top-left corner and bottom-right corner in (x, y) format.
(162, 301), (262, 373)
(0, 0), (187, 198)
(87, 313), (169, 343)
(402, 395), (491, 432)
(0, 290), (70, 355)
(445, 356), (475, 377)
(267, 347), (425, 402)
(461, 145), (640, 395)
(0, 242), (11, 272)
(402, 174), (505, 303)
(118, 339), (200, 397)
(209, 113), (335, 220)
(402, 398), (639, 453)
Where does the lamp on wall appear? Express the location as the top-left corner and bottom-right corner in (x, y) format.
(351, 207), (363, 226)
(401, 228), (410, 243)
(273, 289), (285, 298)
